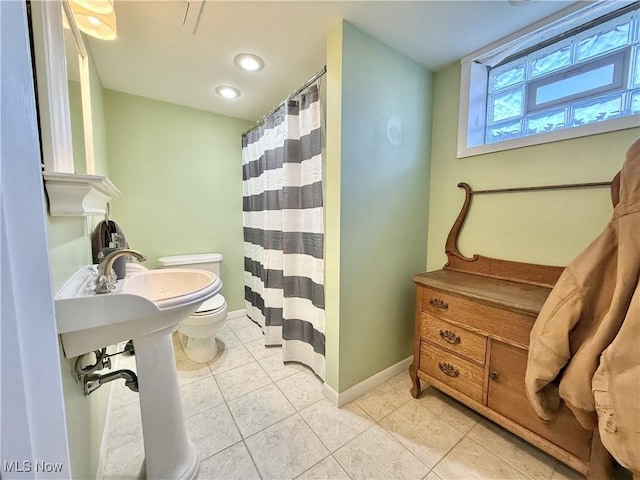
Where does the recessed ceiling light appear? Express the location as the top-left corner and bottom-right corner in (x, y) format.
(216, 86), (241, 99)
(234, 53), (264, 72)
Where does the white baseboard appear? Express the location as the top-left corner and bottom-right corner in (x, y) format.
(323, 356), (412, 407)
(227, 308), (247, 320)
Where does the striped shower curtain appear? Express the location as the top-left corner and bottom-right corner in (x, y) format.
(242, 85), (325, 380)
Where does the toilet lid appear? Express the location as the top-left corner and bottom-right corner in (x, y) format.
(194, 294), (225, 315)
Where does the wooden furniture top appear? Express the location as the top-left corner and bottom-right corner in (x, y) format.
(413, 269), (552, 315)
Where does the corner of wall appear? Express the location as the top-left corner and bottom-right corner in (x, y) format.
(324, 20), (344, 392)
(333, 21), (432, 392)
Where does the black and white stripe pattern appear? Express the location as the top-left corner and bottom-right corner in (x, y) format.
(242, 85), (325, 379)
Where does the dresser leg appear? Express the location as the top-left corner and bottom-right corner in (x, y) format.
(409, 363), (421, 398)
(587, 429), (615, 480)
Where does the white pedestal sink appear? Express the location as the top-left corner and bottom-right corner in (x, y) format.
(55, 266), (222, 479)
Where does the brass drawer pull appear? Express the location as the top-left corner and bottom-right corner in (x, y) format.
(489, 371), (499, 380)
(439, 329), (460, 344)
(429, 298), (449, 310)
(438, 362), (459, 378)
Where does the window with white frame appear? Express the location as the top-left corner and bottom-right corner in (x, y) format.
(458, 2), (640, 158)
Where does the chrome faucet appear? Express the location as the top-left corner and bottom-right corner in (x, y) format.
(95, 249), (147, 294)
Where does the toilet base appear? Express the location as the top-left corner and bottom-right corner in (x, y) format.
(178, 331), (218, 363)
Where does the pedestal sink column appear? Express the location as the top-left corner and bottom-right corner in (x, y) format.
(133, 327), (199, 480)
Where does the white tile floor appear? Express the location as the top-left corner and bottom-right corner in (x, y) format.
(100, 315), (585, 480)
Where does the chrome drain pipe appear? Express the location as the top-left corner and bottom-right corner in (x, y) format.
(84, 369), (138, 395)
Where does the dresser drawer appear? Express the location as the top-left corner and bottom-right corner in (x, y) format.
(420, 343), (484, 403)
(421, 287), (535, 348)
(488, 341), (592, 461)
(421, 314), (486, 365)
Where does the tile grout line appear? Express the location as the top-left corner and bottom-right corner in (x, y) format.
(368, 394), (434, 475)
(216, 344), (326, 463)
(212, 357), (273, 403)
(209, 369), (265, 480)
(232, 395), (298, 440)
(468, 421), (562, 480)
(251, 356), (338, 478)
(463, 434), (539, 480)
(408, 395), (478, 436)
(424, 429), (467, 476)
(294, 452), (353, 480)
(271, 368), (324, 412)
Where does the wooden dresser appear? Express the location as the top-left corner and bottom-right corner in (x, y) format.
(410, 182), (618, 479)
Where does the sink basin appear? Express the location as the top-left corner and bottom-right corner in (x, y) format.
(55, 264), (223, 479)
(121, 268), (218, 308)
(55, 266), (222, 358)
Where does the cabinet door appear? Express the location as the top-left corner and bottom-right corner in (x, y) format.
(487, 341), (592, 461)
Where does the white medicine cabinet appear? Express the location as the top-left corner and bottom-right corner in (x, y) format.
(30, 0), (119, 216)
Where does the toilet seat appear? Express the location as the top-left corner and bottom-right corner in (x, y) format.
(193, 294), (226, 316)
(158, 252), (227, 363)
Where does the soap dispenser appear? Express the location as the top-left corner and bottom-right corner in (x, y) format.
(100, 234), (127, 280)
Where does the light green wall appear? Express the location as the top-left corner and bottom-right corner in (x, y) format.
(47, 217), (91, 292)
(104, 89), (252, 311)
(324, 22), (344, 389)
(326, 21), (433, 392)
(427, 62), (640, 273)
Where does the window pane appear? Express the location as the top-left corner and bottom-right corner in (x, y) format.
(527, 110), (566, 134)
(491, 88), (523, 122)
(572, 95), (622, 125)
(578, 20), (630, 61)
(477, 9), (636, 150)
(490, 63), (525, 92)
(530, 46), (571, 78)
(633, 46), (640, 87)
(536, 63), (615, 105)
(487, 120), (522, 143)
(631, 91), (640, 113)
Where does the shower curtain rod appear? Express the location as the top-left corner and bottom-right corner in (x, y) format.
(242, 65), (327, 137)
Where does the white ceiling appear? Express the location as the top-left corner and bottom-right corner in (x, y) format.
(87, 0), (577, 122)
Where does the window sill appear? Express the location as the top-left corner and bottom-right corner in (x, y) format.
(457, 114), (640, 159)
(43, 172), (120, 217)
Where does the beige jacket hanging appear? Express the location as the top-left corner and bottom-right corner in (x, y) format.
(525, 137), (640, 473)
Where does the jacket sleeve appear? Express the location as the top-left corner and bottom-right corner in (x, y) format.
(525, 268), (585, 421)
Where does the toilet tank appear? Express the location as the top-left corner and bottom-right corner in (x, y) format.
(157, 253), (223, 277)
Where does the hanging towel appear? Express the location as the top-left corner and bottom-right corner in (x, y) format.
(91, 220), (130, 264)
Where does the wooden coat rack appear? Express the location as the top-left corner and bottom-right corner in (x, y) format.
(444, 178), (617, 289)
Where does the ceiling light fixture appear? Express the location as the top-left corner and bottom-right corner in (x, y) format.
(216, 86), (241, 99)
(234, 53), (265, 72)
(70, 0), (113, 14)
(69, 2), (117, 40)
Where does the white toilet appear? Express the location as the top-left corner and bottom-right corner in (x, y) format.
(157, 253), (228, 363)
